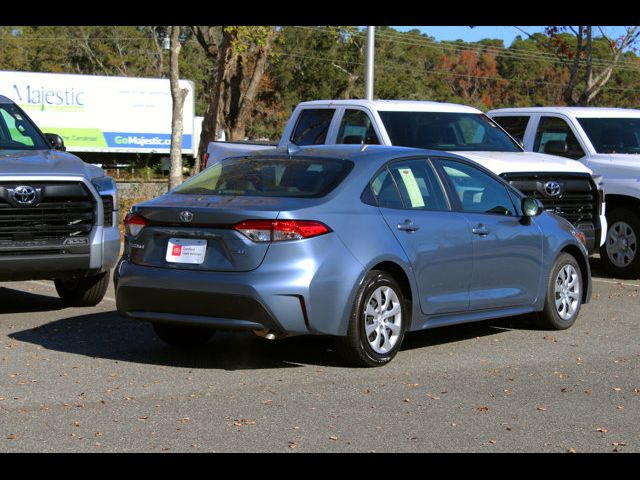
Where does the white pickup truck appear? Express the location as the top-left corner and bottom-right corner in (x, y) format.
(206, 99), (606, 256)
(488, 107), (639, 278)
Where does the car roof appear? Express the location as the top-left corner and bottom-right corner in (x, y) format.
(489, 106), (640, 118)
(297, 99), (482, 114)
(0, 95), (14, 104)
(247, 143), (454, 164)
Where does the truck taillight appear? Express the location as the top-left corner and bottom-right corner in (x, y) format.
(234, 220), (331, 242)
(202, 152), (210, 169)
(124, 213), (146, 237)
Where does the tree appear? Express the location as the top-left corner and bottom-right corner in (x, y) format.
(524, 26), (640, 105)
(168, 26), (189, 189)
(191, 26), (277, 171)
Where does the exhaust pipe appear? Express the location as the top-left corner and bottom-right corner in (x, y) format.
(253, 328), (277, 341)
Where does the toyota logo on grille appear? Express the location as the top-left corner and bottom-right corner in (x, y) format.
(544, 181), (562, 197)
(179, 211), (194, 223)
(12, 185), (38, 206)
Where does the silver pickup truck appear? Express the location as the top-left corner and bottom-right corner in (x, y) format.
(0, 95), (119, 306)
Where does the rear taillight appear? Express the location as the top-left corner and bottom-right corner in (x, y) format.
(202, 152), (210, 170)
(234, 220), (331, 242)
(124, 213), (146, 237)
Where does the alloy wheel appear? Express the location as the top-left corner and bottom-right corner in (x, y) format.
(363, 286), (402, 354)
(554, 264), (581, 321)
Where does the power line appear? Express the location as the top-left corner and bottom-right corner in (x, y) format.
(288, 25), (640, 74)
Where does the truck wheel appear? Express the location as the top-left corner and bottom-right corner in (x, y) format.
(335, 270), (407, 367)
(152, 323), (215, 348)
(601, 208), (640, 279)
(535, 253), (583, 330)
(55, 271), (110, 307)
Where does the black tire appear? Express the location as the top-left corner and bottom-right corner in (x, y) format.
(600, 208), (640, 279)
(335, 270), (407, 367)
(55, 271), (110, 307)
(534, 253), (583, 330)
(152, 323), (215, 348)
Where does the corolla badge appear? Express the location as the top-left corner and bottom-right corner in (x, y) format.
(12, 185), (38, 206)
(179, 211), (194, 223)
(544, 181), (562, 197)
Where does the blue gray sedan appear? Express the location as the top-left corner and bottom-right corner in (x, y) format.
(115, 145), (591, 367)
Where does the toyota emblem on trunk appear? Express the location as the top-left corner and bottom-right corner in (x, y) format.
(12, 185), (38, 206)
(544, 181), (562, 197)
(179, 211), (194, 223)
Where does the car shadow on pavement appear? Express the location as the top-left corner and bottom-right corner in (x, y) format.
(7, 304), (538, 370)
(0, 286), (63, 314)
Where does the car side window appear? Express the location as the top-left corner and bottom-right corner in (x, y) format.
(437, 159), (517, 216)
(0, 108), (35, 147)
(336, 109), (380, 145)
(368, 159), (448, 211)
(290, 108), (335, 146)
(534, 116), (585, 159)
(492, 116), (530, 144)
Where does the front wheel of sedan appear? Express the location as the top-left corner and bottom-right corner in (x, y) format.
(152, 323), (215, 348)
(535, 253), (583, 330)
(336, 270), (407, 367)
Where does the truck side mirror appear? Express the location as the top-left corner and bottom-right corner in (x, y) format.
(44, 133), (66, 152)
(543, 140), (568, 155)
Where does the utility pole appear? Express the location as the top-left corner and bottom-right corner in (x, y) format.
(365, 26), (375, 100)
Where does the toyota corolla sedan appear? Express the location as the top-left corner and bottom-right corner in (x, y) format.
(115, 145), (591, 367)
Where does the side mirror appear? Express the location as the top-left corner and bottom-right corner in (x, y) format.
(543, 140), (568, 155)
(522, 197), (543, 217)
(45, 133), (66, 152)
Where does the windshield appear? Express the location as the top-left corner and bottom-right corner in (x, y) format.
(577, 117), (640, 154)
(378, 111), (522, 152)
(174, 156), (354, 198)
(0, 102), (49, 150)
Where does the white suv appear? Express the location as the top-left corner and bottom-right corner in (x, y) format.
(488, 107), (639, 278)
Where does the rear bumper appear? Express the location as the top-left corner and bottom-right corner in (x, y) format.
(115, 233), (366, 336)
(115, 260), (309, 335)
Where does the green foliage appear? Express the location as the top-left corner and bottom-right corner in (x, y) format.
(2, 25), (640, 141)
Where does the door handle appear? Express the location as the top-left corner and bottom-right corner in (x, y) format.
(397, 220), (420, 232)
(472, 224), (489, 236)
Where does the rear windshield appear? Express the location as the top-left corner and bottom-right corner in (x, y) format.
(174, 156), (354, 198)
(378, 111), (521, 152)
(577, 117), (640, 154)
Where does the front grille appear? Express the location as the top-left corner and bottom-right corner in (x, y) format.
(501, 173), (597, 225)
(0, 181), (95, 243)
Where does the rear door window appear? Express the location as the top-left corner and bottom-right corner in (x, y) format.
(290, 108), (335, 146)
(369, 159), (449, 210)
(336, 109), (380, 145)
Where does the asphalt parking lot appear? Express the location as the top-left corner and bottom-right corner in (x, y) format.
(0, 258), (638, 453)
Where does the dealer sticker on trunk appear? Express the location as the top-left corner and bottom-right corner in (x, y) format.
(166, 238), (207, 264)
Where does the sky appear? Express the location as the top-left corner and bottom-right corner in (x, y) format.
(391, 26), (631, 47)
